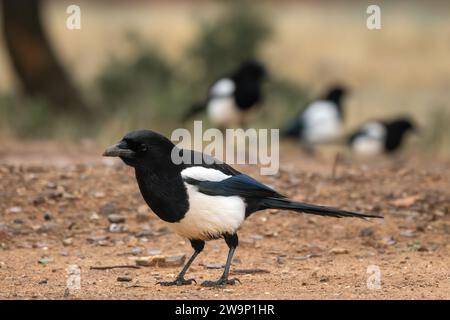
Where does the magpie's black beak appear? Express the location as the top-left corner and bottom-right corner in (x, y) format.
(103, 142), (135, 158)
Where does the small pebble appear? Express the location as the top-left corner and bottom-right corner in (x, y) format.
(117, 276), (132, 282)
(109, 223), (126, 233)
(360, 227), (374, 237)
(330, 248), (349, 255)
(400, 230), (417, 238)
(99, 203), (117, 216)
(62, 238), (73, 246)
(90, 212), (100, 221)
(8, 206), (22, 214)
(108, 214), (126, 224)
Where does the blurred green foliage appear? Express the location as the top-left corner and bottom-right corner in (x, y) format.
(92, 0), (307, 138)
(0, 95), (51, 138)
(188, 0), (272, 84)
(93, 37), (188, 136)
(97, 47), (174, 111)
(0, 0), (307, 140)
(0, 0), (448, 160)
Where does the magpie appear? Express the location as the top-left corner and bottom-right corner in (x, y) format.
(283, 86), (347, 148)
(348, 117), (416, 155)
(183, 60), (267, 129)
(103, 130), (382, 287)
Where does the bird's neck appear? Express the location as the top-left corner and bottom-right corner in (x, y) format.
(134, 166), (189, 223)
(332, 98), (343, 115)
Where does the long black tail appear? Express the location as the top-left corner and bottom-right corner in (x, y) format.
(182, 102), (207, 123)
(261, 198), (382, 219)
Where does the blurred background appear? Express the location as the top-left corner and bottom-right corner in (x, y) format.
(0, 0), (449, 157)
(1, 1), (450, 300)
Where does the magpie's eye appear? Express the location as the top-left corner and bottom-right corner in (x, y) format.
(140, 144), (148, 152)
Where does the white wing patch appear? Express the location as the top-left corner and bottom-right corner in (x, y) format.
(210, 78), (235, 97)
(351, 122), (387, 156)
(362, 122), (386, 140)
(181, 167), (231, 182)
(301, 100), (342, 144)
(168, 184), (246, 240)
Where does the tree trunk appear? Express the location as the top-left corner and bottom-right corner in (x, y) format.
(1, 0), (90, 115)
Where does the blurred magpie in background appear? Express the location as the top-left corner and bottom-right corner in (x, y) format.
(104, 130), (382, 287)
(183, 60), (267, 129)
(348, 117), (417, 155)
(283, 85), (348, 149)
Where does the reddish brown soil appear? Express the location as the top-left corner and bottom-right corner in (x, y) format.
(0, 142), (449, 299)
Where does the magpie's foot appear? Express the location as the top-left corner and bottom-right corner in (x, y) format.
(201, 277), (240, 287)
(158, 278), (196, 286)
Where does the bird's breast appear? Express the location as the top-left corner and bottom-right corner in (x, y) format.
(167, 184), (246, 240)
(302, 101), (342, 144)
(207, 97), (241, 126)
(135, 170), (189, 223)
(351, 136), (384, 155)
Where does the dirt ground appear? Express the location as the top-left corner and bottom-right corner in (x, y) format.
(0, 141), (449, 300)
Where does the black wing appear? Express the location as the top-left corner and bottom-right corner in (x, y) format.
(184, 173), (285, 199)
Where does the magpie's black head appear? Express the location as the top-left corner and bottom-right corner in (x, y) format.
(234, 60), (267, 82)
(103, 130), (176, 169)
(324, 86), (347, 105)
(386, 118), (417, 134)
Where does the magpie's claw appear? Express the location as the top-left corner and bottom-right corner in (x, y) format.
(201, 277), (240, 287)
(158, 278), (196, 286)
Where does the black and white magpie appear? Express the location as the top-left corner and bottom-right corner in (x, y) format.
(103, 130), (381, 287)
(283, 86), (347, 148)
(183, 60), (267, 129)
(348, 117), (416, 155)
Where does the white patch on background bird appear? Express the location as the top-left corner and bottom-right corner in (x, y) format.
(169, 184), (246, 240)
(301, 101), (342, 144)
(207, 97), (241, 126)
(352, 122), (387, 155)
(363, 122), (386, 139)
(181, 167), (230, 182)
(207, 78), (241, 126)
(352, 137), (383, 155)
(210, 78), (235, 97)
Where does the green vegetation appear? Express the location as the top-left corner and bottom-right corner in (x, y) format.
(0, 1), (308, 141)
(188, 0), (271, 84)
(0, 0), (448, 158)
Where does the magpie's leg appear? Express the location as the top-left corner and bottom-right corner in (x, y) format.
(219, 126), (226, 136)
(201, 234), (240, 287)
(239, 119), (247, 130)
(159, 239), (204, 286)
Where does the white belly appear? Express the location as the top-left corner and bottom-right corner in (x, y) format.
(168, 184), (246, 240)
(302, 101), (342, 144)
(352, 136), (384, 156)
(304, 119), (342, 144)
(207, 98), (241, 127)
(351, 122), (386, 156)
